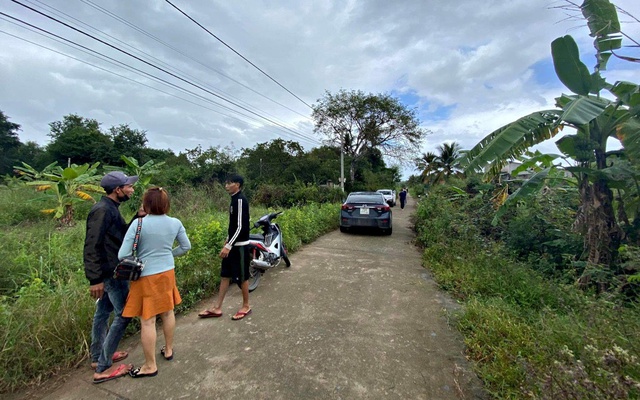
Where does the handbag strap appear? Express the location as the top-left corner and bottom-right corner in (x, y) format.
(132, 217), (143, 256)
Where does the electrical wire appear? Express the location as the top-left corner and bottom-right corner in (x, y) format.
(164, 0), (313, 109)
(25, 0), (309, 136)
(6, 1), (320, 144)
(80, 0), (312, 121)
(0, 14), (319, 146)
(0, 28), (255, 127)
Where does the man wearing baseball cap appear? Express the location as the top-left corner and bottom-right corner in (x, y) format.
(84, 171), (140, 383)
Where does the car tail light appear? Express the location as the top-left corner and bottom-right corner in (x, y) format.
(375, 205), (390, 212)
(341, 204), (354, 210)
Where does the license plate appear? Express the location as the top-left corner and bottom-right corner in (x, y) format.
(360, 208), (369, 215)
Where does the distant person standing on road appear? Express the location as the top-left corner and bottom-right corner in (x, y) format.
(84, 171), (139, 384)
(399, 188), (408, 209)
(119, 187), (191, 379)
(199, 174), (252, 321)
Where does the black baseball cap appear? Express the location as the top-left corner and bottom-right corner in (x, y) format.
(100, 171), (139, 191)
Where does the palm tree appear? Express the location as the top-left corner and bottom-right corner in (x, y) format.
(416, 142), (462, 184)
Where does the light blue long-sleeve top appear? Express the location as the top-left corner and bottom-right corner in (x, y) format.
(118, 214), (191, 277)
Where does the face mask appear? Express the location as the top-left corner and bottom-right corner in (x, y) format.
(117, 192), (130, 202)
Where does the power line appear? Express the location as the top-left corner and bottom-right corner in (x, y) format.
(79, 0), (312, 122)
(25, 0), (309, 136)
(0, 21), (307, 139)
(164, 0), (313, 110)
(0, 28), (264, 130)
(7, 1), (319, 144)
(0, 14), (319, 146)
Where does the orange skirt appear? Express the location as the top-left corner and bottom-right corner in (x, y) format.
(123, 269), (182, 320)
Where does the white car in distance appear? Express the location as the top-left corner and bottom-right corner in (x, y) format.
(376, 189), (396, 207)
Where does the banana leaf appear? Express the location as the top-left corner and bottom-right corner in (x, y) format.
(513, 153), (561, 175)
(556, 94), (610, 126)
(491, 167), (551, 225)
(581, 0), (621, 71)
(460, 110), (561, 178)
(619, 117), (640, 165)
(552, 36), (592, 95)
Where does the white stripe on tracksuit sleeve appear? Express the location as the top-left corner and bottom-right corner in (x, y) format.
(228, 198), (243, 246)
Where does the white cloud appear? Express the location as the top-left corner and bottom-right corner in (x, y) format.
(0, 0), (637, 179)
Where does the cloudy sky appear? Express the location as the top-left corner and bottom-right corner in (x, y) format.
(0, 0), (638, 177)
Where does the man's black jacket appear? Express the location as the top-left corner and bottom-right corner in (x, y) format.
(226, 190), (250, 247)
(83, 196), (129, 285)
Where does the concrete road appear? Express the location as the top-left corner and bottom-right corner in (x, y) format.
(14, 197), (485, 400)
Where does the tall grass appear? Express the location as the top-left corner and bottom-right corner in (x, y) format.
(0, 185), (339, 393)
(415, 187), (640, 399)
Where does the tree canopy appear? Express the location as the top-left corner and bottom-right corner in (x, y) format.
(3, 111), (403, 192)
(47, 114), (112, 165)
(312, 89), (428, 184)
(0, 111), (21, 175)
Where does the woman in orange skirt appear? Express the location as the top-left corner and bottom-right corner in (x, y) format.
(118, 187), (191, 378)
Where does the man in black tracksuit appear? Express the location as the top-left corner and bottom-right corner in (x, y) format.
(198, 174), (252, 320)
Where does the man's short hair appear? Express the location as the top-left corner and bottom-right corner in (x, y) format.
(225, 174), (244, 187)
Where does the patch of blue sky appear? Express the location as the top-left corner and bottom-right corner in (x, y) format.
(390, 88), (456, 122)
(457, 45), (477, 56)
(530, 57), (561, 87)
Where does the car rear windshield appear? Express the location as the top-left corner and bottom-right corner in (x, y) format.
(378, 190), (391, 195)
(347, 194), (385, 204)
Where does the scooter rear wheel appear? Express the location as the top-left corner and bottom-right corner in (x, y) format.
(248, 264), (261, 292)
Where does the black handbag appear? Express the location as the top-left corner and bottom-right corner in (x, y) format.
(114, 217), (145, 281)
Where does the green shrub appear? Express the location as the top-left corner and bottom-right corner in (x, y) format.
(0, 191), (340, 393)
(0, 187), (51, 227)
(251, 183), (343, 208)
(501, 190), (582, 281)
(415, 181), (640, 398)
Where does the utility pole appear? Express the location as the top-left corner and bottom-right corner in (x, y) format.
(340, 133), (345, 192)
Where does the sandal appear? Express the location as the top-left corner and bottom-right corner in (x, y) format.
(93, 363), (132, 384)
(90, 350), (128, 370)
(129, 366), (158, 378)
(160, 345), (173, 361)
(231, 309), (252, 320)
(198, 309), (223, 318)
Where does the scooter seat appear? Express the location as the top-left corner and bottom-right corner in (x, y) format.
(249, 234), (263, 241)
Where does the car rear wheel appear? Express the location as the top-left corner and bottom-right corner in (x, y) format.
(340, 226), (348, 233)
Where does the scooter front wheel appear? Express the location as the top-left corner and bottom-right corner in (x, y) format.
(282, 242), (291, 267)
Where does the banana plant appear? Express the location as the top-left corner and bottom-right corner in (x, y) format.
(459, 0), (640, 286)
(13, 161), (103, 226)
(104, 155), (165, 188)
(104, 155), (166, 212)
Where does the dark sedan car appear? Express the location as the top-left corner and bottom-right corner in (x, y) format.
(340, 191), (392, 235)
